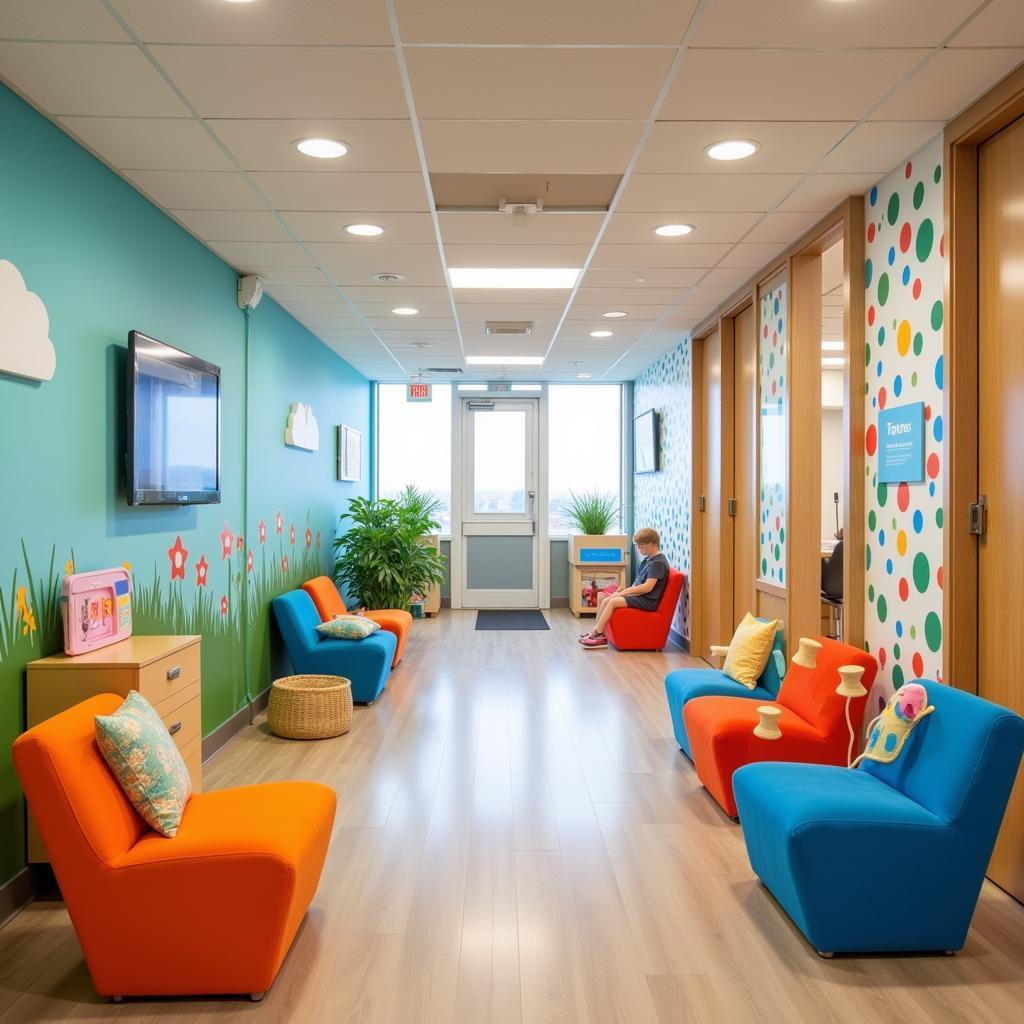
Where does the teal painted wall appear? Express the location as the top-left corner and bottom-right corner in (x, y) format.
(0, 85), (370, 887)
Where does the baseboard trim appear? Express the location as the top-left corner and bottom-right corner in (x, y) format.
(668, 627), (690, 653)
(0, 863), (57, 930)
(201, 687), (270, 765)
(550, 597), (569, 608)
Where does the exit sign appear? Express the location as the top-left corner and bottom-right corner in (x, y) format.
(407, 382), (432, 402)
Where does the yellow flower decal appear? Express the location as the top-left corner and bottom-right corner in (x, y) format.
(65, 558), (75, 575)
(122, 561), (132, 574)
(16, 586), (37, 636)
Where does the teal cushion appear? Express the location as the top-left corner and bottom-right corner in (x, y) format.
(317, 615), (381, 640)
(94, 690), (192, 837)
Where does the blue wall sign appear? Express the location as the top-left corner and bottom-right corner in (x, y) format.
(579, 548), (623, 563)
(878, 401), (925, 483)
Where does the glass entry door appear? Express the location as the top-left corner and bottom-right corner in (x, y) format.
(459, 397), (539, 608)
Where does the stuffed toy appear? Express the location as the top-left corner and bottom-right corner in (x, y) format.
(852, 682), (934, 767)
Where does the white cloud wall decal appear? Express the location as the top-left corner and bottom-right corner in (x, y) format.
(285, 401), (320, 451)
(0, 259), (56, 382)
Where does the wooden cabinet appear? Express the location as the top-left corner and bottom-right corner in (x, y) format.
(421, 533), (442, 616)
(26, 635), (202, 862)
(567, 535), (629, 618)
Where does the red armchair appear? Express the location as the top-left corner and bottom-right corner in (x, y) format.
(684, 637), (877, 817)
(604, 568), (685, 651)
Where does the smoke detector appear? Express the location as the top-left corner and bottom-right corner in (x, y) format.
(485, 321), (534, 336)
(372, 272), (404, 283)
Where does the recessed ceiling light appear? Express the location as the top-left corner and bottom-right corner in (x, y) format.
(372, 273), (404, 283)
(654, 223), (694, 237)
(465, 355), (545, 366)
(821, 340), (844, 351)
(821, 357), (845, 368)
(392, 307), (419, 316)
(705, 139), (759, 161)
(294, 137), (348, 159)
(448, 268), (580, 289)
(345, 223), (383, 236)
(590, 330), (613, 338)
(602, 311), (628, 319)
(577, 372), (592, 379)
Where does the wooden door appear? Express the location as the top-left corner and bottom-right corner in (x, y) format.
(732, 304), (757, 626)
(978, 114), (1024, 902)
(695, 328), (734, 658)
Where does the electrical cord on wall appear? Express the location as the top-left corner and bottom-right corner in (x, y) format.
(241, 305), (254, 715)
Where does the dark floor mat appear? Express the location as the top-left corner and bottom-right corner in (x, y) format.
(475, 609), (550, 631)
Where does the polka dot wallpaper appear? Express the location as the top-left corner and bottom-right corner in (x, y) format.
(863, 134), (945, 717)
(759, 283), (788, 584)
(633, 337), (692, 640)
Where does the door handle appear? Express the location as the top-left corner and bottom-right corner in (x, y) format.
(728, 498), (737, 516)
(698, 495), (706, 512)
(166, 665), (181, 681)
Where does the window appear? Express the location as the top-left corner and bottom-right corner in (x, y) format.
(547, 384), (622, 535)
(472, 407), (527, 514)
(376, 384), (452, 534)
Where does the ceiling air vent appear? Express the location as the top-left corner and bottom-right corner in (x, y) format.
(424, 367), (464, 374)
(485, 321), (534, 336)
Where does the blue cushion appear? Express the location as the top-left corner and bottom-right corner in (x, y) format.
(272, 590), (396, 703)
(665, 669), (775, 757)
(734, 684), (1024, 954)
(758, 626), (787, 697)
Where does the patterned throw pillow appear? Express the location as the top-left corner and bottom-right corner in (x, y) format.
(317, 614), (381, 640)
(94, 689), (192, 837)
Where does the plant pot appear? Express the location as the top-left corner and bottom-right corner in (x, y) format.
(411, 603), (425, 619)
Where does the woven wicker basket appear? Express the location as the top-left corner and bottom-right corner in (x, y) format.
(268, 674), (353, 740)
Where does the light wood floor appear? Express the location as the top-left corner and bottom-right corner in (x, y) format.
(3, 610), (1024, 1023)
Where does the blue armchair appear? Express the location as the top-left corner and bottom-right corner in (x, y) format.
(272, 589), (396, 704)
(733, 681), (1024, 956)
(664, 625), (786, 758)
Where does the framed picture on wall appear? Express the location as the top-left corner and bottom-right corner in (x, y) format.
(634, 409), (660, 474)
(337, 425), (362, 482)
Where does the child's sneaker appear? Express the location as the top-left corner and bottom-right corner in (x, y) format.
(579, 633), (608, 649)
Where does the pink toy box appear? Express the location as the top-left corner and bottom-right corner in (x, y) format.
(61, 567), (132, 656)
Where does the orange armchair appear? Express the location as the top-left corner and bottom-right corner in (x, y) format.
(604, 568), (686, 651)
(12, 695), (336, 1001)
(684, 638), (877, 818)
(303, 576), (411, 667)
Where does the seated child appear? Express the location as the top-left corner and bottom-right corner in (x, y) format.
(579, 528), (669, 649)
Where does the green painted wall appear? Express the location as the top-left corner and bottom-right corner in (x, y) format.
(0, 85), (370, 887)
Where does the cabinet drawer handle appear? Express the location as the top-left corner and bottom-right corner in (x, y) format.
(166, 666), (181, 681)
(168, 721), (182, 736)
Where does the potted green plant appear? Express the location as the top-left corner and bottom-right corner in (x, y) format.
(560, 491), (629, 618)
(334, 490), (446, 612)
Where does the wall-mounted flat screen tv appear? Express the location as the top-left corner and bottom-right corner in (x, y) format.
(127, 331), (221, 506)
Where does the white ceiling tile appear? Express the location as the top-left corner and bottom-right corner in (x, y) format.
(123, 169), (264, 210)
(57, 116), (233, 171)
(590, 243), (730, 269)
(257, 267), (332, 287)
(871, 48), (1024, 121)
(602, 211), (762, 244)
(661, 49), (926, 121)
(207, 119), (420, 173)
(717, 242), (789, 269)
(580, 268), (704, 290)
(566, 304), (672, 321)
(691, 0), (981, 49)
(282, 211), (437, 244)
(264, 285), (345, 303)
(116, 0), (392, 45)
(618, 173), (801, 212)
(575, 286), (694, 305)
(354, 301), (455, 318)
(678, 285), (738, 305)
(638, 121), (854, 174)
(208, 241), (314, 269)
(456, 302), (565, 320)
(150, 45), (407, 118)
(421, 120), (644, 174)
(444, 243), (590, 267)
(0, 1), (129, 41)
(743, 210), (826, 245)
(170, 210), (295, 243)
(311, 244), (446, 287)
(950, 0), (1024, 46)
(0, 42), (188, 115)
(776, 173), (880, 213)
(395, 0), (698, 44)
(276, 300), (357, 318)
(405, 48), (674, 120)
(249, 172), (429, 213)
(365, 316), (455, 332)
(700, 266), (758, 290)
(819, 122), (944, 173)
(438, 212), (604, 246)
(343, 286), (451, 304)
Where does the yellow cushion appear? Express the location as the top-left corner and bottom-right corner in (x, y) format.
(722, 614), (780, 690)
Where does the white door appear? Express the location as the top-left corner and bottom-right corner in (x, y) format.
(459, 397), (540, 608)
